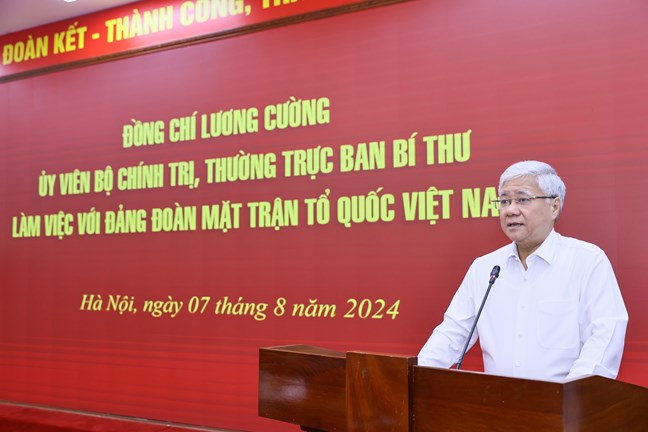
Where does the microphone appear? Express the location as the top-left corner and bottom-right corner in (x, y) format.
(455, 265), (501, 370)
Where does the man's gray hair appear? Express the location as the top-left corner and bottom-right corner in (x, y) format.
(498, 161), (566, 214)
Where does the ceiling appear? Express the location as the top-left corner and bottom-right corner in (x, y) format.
(0, 0), (140, 36)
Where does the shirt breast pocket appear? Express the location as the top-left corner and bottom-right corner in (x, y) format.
(535, 300), (579, 350)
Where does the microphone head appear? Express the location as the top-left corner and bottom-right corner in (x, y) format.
(489, 265), (501, 283)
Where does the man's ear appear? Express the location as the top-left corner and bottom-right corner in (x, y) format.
(551, 197), (561, 220)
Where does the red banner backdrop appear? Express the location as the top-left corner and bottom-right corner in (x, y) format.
(1, 0), (647, 431)
(0, 0), (406, 81)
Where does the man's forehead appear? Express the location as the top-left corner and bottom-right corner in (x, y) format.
(499, 177), (541, 195)
(499, 187), (536, 196)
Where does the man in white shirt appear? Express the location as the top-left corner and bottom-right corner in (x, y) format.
(418, 160), (628, 381)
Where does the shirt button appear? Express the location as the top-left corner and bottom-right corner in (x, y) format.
(515, 362), (521, 367)
(517, 333), (523, 338)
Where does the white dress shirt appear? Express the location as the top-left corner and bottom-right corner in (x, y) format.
(418, 230), (628, 381)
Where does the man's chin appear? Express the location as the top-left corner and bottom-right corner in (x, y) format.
(503, 227), (526, 242)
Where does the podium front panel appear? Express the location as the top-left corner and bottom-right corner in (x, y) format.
(412, 366), (563, 432)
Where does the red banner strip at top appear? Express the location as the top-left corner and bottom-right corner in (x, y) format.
(0, 0), (402, 81)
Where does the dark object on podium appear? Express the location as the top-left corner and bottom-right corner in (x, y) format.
(258, 345), (648, 432)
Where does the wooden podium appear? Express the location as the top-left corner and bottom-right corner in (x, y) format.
(258, 345), (648, 431)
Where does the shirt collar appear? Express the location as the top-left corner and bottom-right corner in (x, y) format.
(505, 229), (559, 265)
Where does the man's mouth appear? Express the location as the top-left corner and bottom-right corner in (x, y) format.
(507, 222), (523, 227)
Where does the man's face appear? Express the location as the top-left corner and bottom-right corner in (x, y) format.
(499, 176), (560, 252)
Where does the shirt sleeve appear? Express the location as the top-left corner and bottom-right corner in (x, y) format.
(566, 253), (628, 379)
(418, 263), (480, 368)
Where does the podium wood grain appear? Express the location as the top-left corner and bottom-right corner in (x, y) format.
(259, 345), (648, 431)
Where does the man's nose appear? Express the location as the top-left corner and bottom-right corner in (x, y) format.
(505, 201), (522, 213)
